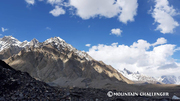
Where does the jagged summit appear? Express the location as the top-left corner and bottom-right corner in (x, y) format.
(0, 36), (92, 61)
(45, 36), (65, 43)
(30, 38), (39, 44)
(1, 35), (16, 40)
(30, 38), (39, 47)
(44, 36), (92, 61)
(0, 36), (20, 44)
(0, 36), (19, 42)
(44, 36), (74, 51)
(123, 68), (133, 75)
(0, 36), (21, 51)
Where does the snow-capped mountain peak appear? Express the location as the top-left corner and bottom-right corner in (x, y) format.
(0, 36), (23, 51)
(158, 75), (180, 84)
(44, 36), (75, 51)
(31, 38), (39, 43)
(1, 36), (16, 40)
(45, 37), (65, 44)
(44, 36), (92, 61)
(0, 36), (21, 45)
(118, 68), (158, 83)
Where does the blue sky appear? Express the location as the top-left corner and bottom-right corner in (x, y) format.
(0, 0), (180, 77)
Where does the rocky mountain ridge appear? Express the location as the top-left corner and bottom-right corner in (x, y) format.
(0, 36), (91, 61)
(0, 36), (133, 89)
(1, 36), (179, 85)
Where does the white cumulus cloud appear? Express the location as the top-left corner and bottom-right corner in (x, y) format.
(47, 0), (63, 5)
(1, 27), (8, 32)
(87, 37), (180, 77)
(151, 0), (179, 34)
(117, 0), (138, 23)
(69, 0), (138, 24)
(49, 6), (66, 17)
(110, 28), (122, 36)
(25, 0), (35, 5)
(85, 44), (91, 47)
(152, 37), (167, 46)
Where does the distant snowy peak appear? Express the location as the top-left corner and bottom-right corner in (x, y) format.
(45, 37), (65, 43)
(159, 75), (180, 84)
(119, 68), (180, 84)
(118, 68), (158, 83)
(0, 36), (40, 52)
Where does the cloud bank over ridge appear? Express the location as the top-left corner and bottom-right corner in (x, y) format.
(87, 37), (180, 77)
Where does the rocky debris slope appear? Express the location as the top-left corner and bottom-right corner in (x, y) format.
(0, 60), (172, 101)
(0, 59), (111, 100)
(0, 60), (66, 100)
